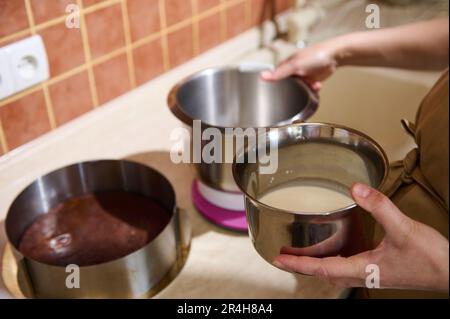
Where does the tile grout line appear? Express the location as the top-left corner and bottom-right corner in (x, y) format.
(0, 86), (42, 108)
(159, 0), (170, 71)
(193, 2), (223, 21)
(0, 43), (129, 108)
(0, 0), (122, 46)
(0, 0), (251, 109)
(24, 0), (57, 130)
(0, 119), (9, 153)
(164, 15), (198, 35)
(82, 0), (122, 15)
(92, 46), (128, 67)
(0, 0), (235, 49)
(245, 0), (252, 28)
(0, 2), (236, 109)
(192, 0), (200, 56)
(0, 29), (31, 47)
(130, 31), (161, 51)
(220, 0), (228, 41)
(0, 0), (266, 154)
(47, 64), (87, 85)
(77, 0), (100, 108)
(42, 86), (57, 128)
(120, 0), (137, 89)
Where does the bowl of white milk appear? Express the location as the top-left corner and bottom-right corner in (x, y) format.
(232, 122), (389, 266)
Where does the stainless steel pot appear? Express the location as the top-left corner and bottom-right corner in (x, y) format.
(5, 160), (190, 298)
(168, 66), (319, 193)
(232, 123), (389, 265)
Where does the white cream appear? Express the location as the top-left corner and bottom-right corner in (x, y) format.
(258, 181), (354, 214)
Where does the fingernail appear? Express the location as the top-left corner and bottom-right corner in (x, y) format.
(261, 71), (272, 78)
(352, 183), (371, 198)
(313, 83), (322, 91)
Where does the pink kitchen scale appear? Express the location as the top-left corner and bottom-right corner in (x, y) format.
(192, 180), (248, 232)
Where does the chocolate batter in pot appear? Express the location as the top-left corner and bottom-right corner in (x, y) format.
(18, 191), (171, 266)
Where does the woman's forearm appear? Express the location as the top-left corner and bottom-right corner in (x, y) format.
(330, 18), (449, 71)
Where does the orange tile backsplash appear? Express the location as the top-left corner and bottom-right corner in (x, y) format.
(0, 0), (293, 154)
(30, 0), (77, 25)
(198, 0), (221, 13)
(93, 53), (131, 104)
(127, 0), (160, 41)
(85, 3), (126, 59)
(38, 21), (85, 77)
(0, 90), (51, 150)
(167, 24), (194, 68)
(165, 0), (193, 27)
(226, 1), (247, 39)
(133, 37), (165, 85)
(82, 0), (108, 7)
(49, 71), (94, 125)
(0, 1), (28, 38)
(198, 12), (222, 53)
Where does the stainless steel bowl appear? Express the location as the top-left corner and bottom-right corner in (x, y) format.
(5, 160), (190, 298)
(232, 123), (389, 265)
(168, 66), (319, 193)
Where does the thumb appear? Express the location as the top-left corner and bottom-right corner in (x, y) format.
(261, 59), (297, 81)
(351, 183), (413, 244)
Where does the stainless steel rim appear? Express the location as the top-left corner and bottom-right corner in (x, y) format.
(4, 159), (191, 298)
(167, 66), (320, 130)
(5, 159), (178, 264)
(232, 122), (390, 216)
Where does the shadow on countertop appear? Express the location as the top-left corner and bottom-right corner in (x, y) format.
(124, 150), (248, 240)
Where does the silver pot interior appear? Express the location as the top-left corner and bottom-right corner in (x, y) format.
(233, 123), (389, 212)
(170, 67), (318, 128)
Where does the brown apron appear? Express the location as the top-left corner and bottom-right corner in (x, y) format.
(364, 70), (449, 299)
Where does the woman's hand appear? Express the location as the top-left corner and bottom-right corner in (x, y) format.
(273, 183), (449, 292)
(261, 18), (449, 91)
(261, 41), (340, 91)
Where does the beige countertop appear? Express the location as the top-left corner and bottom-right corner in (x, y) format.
(0, 29), (345, 299)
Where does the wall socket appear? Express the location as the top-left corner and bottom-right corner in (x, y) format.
(0, 35), (49, 100)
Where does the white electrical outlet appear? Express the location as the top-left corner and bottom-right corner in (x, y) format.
(0, 35), (49, 100)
